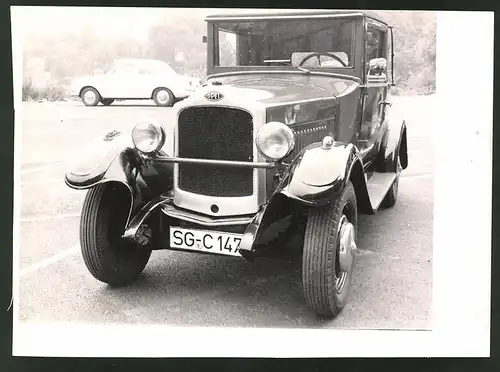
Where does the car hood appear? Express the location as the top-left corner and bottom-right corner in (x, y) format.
(190, 72), (360, 106)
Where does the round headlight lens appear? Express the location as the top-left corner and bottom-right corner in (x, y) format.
(256, 121), (295, 161)
(131, 120), (166, 154)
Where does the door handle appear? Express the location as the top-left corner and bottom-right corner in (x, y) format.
(379, 100), (392, 106)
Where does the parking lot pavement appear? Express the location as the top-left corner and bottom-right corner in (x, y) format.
(17, 96), (434, 329)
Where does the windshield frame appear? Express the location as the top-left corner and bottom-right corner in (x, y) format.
(206, 14), (364, 78)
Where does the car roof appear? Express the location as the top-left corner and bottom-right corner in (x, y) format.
(115, 58), (166, 64)
(205, 9), (387, 25)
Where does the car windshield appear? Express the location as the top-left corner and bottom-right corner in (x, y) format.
(213, 18), (355, 69)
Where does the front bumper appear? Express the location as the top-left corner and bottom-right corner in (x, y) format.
(162, 202), (255, 227)
(121, 193), (265, 255)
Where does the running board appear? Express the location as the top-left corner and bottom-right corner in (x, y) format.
(366, 172), (397, 211)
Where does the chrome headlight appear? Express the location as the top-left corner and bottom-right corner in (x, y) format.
(255, 121), (295, 161)
(131, 120), (166, 154)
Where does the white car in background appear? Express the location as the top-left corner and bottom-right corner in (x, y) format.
(70, 59), (201, 107)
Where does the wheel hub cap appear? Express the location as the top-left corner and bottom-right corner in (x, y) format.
(157, 90), (169, 103)
(338, 217), (356, 273)
(83, 90), (96, 103)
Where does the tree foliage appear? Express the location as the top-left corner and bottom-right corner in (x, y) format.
(22, 10), (436, 100)
(373, 11), (436, 95)
(145, 14), (207, 78)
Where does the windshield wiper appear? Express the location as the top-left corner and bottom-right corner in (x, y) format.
(262, 59), (310, 74)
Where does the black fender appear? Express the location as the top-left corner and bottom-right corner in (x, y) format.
(238, 142), (374, 257)
(378, 115), (409, 173)
(64, 129), (174, 227)
(237, 192), (302, 258)
(277, 141), (373, 213)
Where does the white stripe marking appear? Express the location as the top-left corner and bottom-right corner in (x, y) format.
(21, 162), (64, 174)
(21, 179), (64, 186)
(20, 213), (80, 223)
(19, 245), (80, 277)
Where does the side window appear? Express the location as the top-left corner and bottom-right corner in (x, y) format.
(366, 27), (383, 62)
(215, 25), (238, 67)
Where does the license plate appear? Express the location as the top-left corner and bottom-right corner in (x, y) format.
(169, 227), (243, 257)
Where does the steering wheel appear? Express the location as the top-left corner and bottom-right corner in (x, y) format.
(297, 52), (348, 67)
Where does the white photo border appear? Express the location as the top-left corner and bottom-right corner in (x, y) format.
(10, 7), (493, 358)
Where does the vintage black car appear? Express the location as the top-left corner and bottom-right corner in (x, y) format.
(65, 10), (408, 319)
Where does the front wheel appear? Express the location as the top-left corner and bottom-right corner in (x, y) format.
(79, 183), (152, 287)
(302, 181), (358, 318)
(80, 87), (101, 106)
(152, 87), (174, 107)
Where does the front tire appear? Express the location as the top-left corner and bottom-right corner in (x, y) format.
(302, 181), (358, 318)
(80, 87), (101, 106)
(152, 87), (174, 107)
(79, 183), (152, 287)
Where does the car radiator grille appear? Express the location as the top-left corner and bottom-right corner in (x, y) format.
(177, 106), (254, 197)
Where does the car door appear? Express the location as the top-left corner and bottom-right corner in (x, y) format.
(101, 64), (142, 99)
(134, 62), (157, 98)
(99, 65), (129, 98)
(358, 21), (390, 165)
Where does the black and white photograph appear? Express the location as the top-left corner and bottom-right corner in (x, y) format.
(10, 6), (492, 358)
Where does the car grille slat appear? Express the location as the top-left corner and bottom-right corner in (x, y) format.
(287, 124), (330, 160)
(177, 107), (254, 197)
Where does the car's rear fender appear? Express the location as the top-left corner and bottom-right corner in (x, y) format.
(78, 85), (100, 97)
(152, 77), (189, 99)
(64, 130), (174, 227)
(278, 141), (374, 214)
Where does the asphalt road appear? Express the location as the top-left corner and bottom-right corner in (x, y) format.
(17, 96), (434, 329)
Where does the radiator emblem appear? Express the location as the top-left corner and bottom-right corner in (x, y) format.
(204, 91), (224, 102)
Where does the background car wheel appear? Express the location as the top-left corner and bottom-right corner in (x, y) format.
(101, 98), (115, 106)
(79, 183), (152, 287)
(80, 87), (101, 106)
(381, 155), (402, 208)
(152, 87), (174, 107)
(302, 181), (358, 318)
